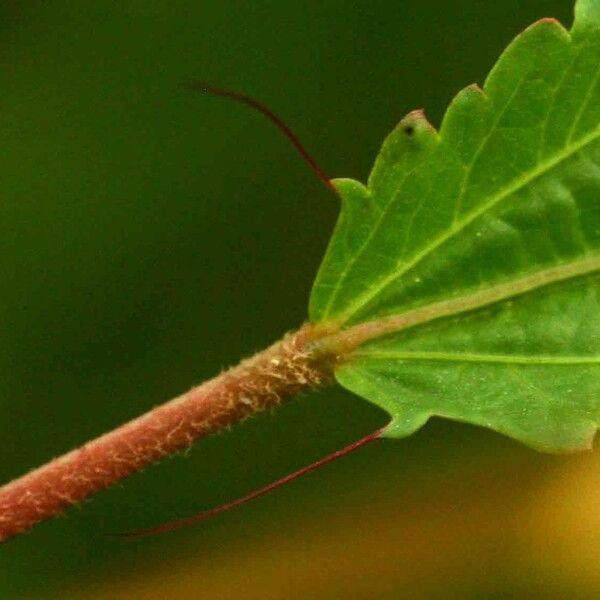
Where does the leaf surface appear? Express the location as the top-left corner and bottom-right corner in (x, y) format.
(310, 0), (600, 452)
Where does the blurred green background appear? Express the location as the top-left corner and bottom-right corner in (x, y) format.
(3, 1), (599, 598)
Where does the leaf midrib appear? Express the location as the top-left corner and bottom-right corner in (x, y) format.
(321, 254), (600, 354)
(328, 123), (600, 326)
(351, 351), (600, 366)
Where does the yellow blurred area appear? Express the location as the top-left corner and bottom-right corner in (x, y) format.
(68, 448), (600, 599)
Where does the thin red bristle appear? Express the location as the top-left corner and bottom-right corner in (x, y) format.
(111, 426), (384, 539)
(182, 82), (336, 194)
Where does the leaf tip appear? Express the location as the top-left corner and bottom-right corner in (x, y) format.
(397, 109), (439, 141)
(466, 82), (485, 95)
(440, 82), (488, 138)
(462, 82), (489, 105)
(524, 16), (571, 40)
(330, 177), (371, 204)
(537, 16), (563, 26)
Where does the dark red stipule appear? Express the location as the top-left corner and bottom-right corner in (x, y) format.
(183, 82), (336, 194)
(112, 426), (385, 539)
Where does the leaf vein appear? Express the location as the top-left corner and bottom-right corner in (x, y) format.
(336, 124), (600, 324)
(352, 351), (600, 366)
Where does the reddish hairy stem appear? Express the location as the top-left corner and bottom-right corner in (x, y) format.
(0, 325), (334, 543)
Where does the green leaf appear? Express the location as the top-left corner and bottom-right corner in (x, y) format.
(310, 0), (600, 452)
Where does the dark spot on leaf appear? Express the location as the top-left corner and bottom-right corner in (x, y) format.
(403, 124), (415, 136)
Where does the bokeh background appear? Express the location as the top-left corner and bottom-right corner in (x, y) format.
(1, 1), (598, 598)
